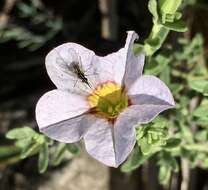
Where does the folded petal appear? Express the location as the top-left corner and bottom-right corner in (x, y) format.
(83, 118), (116, 167)
(112, 100), (171, 166)
(123, 31), (145, 89)
(45, 43), (95, 95)
(91, 31), (143, 86)
(40, 114), (94, 143)
(83, 112), (137, 167)
(114, 111), (137, 166)
(91, 52), (126, 86)
(118, 104), (172, 126)
(36, 90), (89, 129)
(128, 75), (175, 106)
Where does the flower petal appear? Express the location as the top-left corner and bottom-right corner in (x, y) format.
(118, 104), (172, 126)
(83, 118), (117, 167)
(36, 90), (89, 129)
(40, 114), (94, 143)
(45, 43), (95, 94)
(114, 112), (136, 166)
(91, 31), (143, 86)
(91, 52), (126, 86)
(84, 103), (171, 167)
(123, 31), (145, 88)
(128, 75), (175, 106)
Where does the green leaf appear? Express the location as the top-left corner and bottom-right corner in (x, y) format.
(66, 144), (80, 155)
(145, 37), (161, 50)
(137, 118), (168, 155)
(158, 152), (179, 185)
(121, 146), (153, 172)
(51, 143), (66, 166)
(20, 142), (41, 159)
(139, 136), (154, 155)
(175, 12), (182, 20)
(162, 20), (188, 32)
(160, 66), (170, 85)
(202, 157), (208, 168)
(180, 122), (194, 143)
(38, 143), (49, 173)
(133, 44), (144, 55)
(164, 138), (181, 149)
(170, 83), (183, 95)
(193, 105), (208, 118)
(169, 157), (179, 172)
(151, 116), (168, 129)
(159, 0), (182, 14)
(6, 127), (36, 140)
(15, 138), (33, 149)
(184, 144), (208, 153)
(0, 145), (21, 161)
(148, 0), (158, 21)
(188, 80), (208, 95)
(203, 84), (208, 96)
(34, 134), (46, 145)
(159, 165), (171, 185)
(195, 117), (208, 126)
(195, 130), (207, 142)
(145, 55), (170, 75)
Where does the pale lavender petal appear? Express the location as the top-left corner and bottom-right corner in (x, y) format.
(113, 101), (172, 166)
(119, 104), (172, 126)
(45, 43), (95, 94)
(114, 112), (137, 166)
(129, 94), (172, 106)
(36, 90), (90, 129)
(91, 31), (143, 86)
(128, 75), (175, 106)
(83, 118), (117, 167)
(123, 31), (145, 88)
(91, 51), (126, 86)
(40, 114), (94, 143)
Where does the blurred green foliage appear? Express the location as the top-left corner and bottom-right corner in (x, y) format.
(1, 127), (80, 173)
(0, 0), (62, 51)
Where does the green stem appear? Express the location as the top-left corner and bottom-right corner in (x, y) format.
(144, 0), (184, 56)
(144, 23), (169, 56)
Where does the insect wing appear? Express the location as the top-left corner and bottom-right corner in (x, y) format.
(54, 48), (91, 89)
(55, 48), (79, 77)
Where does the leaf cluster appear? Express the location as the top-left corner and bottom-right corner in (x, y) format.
(0, 0), (62, 51)
(1, 127), (80, 173)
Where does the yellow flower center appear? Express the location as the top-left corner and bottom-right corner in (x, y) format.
(88, 82), (129, 119)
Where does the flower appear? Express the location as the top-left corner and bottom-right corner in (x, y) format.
(36, 31), (175, 167)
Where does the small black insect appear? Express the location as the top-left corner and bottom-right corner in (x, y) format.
(55, 48), (92, 88)
(70, 61), (91, 88)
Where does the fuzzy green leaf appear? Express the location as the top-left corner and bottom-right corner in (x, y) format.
(162, 20), (188, 32)
(121, 146), (153, 172)
(189, 80), (208, 95)
(164, 138), (181, 149)
(193, 105), (208, 118)
(66, 144), (80, 155)
(159, 165), (171, 185)
(148, 0), (159, 21)
(6, 127), (36, 140)
(133, 44), (144, 55)
(51, 143), (66, 166)
(145, 55), (170, 75)
(159, 0), (182, 14)
(38, 143), (49, 173)
(20, 142), (41, 159)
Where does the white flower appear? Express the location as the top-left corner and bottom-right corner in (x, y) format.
(36, 31), (175, 167)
